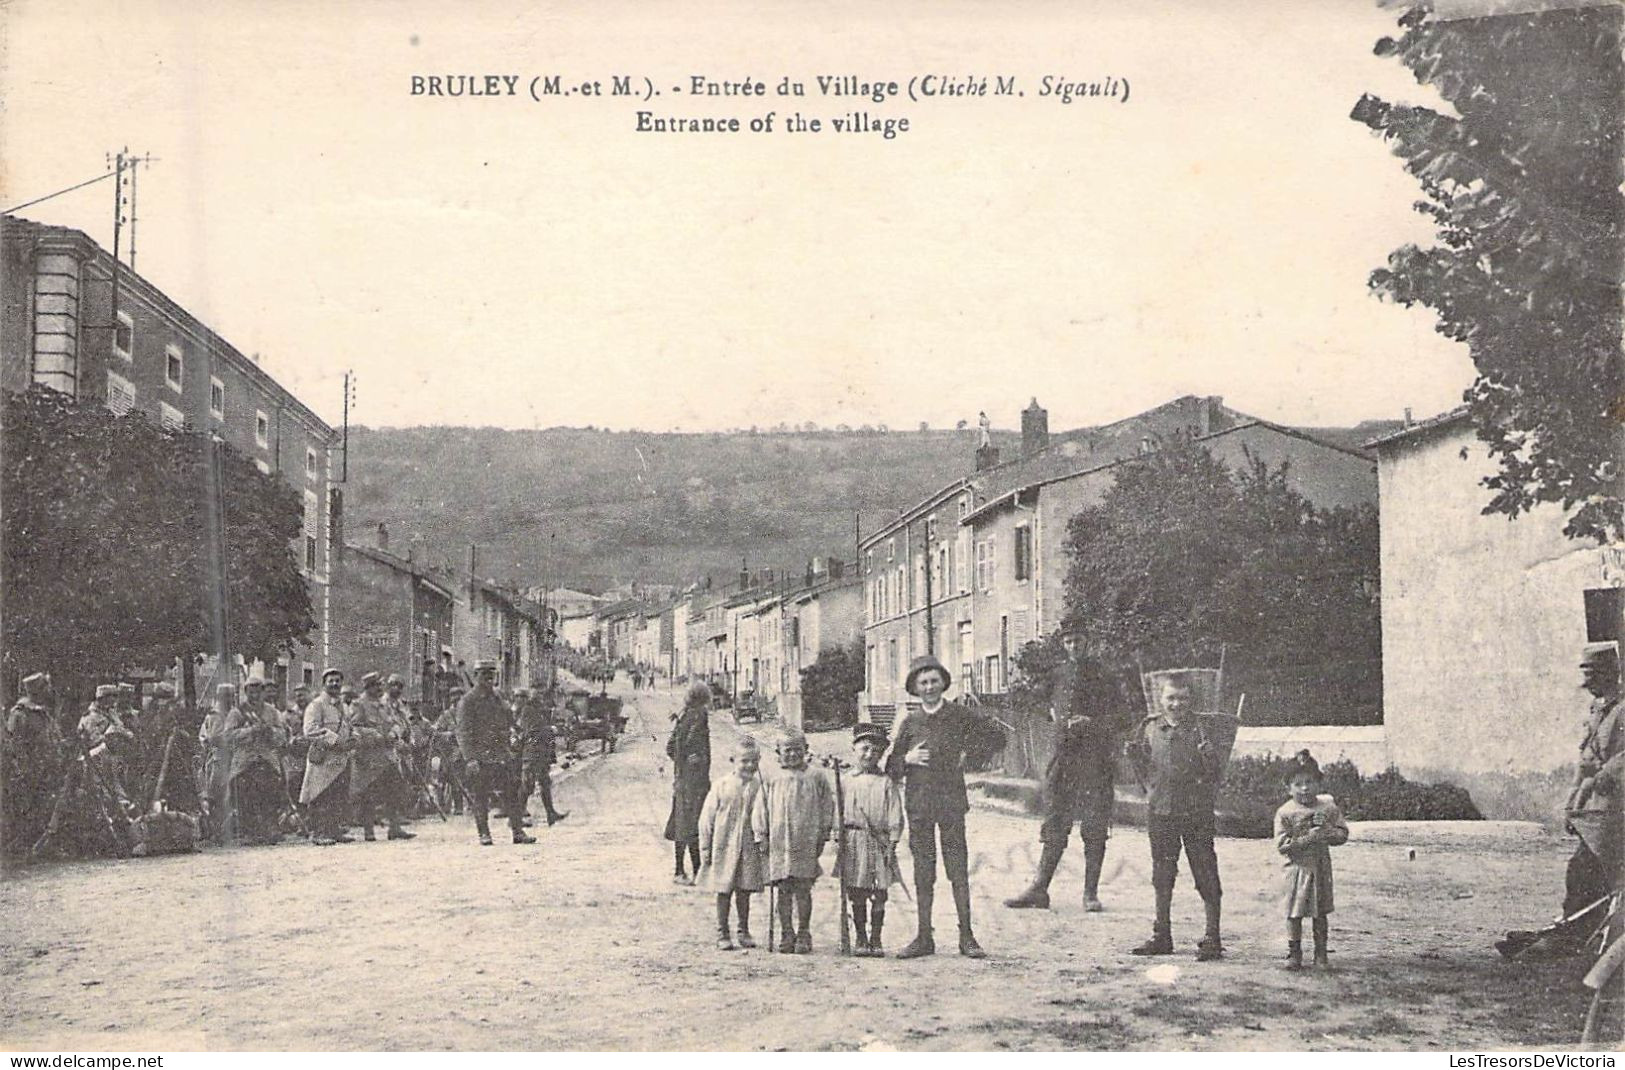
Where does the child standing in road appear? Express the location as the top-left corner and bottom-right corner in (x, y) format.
(762, 729), (835, 954)
(1273, 750), (1350, 969)
(697, 735), (766, 951)
(839, 722), (905, 956)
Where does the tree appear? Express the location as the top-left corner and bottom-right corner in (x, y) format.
(1061, 437), (1381, 724)
(799, 637), (865, 730)
(2, 387), (315, 700)
(1353, 4), (1624, 543)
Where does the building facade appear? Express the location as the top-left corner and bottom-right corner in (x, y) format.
(331, 540), (456, 706)
(1, 214), (337, 698)
(1373, 410), (1625, 820)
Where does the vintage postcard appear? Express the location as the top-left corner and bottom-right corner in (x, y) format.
(1, 0), (1619, 1055)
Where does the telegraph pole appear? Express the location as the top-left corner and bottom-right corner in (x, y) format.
(341, 371), (354, 482)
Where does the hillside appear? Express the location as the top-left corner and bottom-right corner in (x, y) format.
(341, 425), (1011, 591)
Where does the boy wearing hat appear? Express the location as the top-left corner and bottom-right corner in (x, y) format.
(760, 728), (834, 953)
(301, 669), (354, 845)
(884, 654), (1007, 959)
(349, 671), (413, 842)
(840, 722), (906, 956)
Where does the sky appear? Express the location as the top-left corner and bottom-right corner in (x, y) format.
(0, 0), (1475, 435)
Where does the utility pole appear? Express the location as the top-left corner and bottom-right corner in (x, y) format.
(342, 371), (354, 482)
(924, 512), (934, 656)
(126, 152), (157, 271)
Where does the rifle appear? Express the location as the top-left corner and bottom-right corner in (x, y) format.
(831, 756), (852, 956)
(1497, 894), (1614, 959)
(148, 729), (178, 812)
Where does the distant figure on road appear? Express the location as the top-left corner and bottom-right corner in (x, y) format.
(666, 683), (712, 884)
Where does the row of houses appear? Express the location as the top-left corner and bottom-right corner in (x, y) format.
(1, 214), (554, 708)
(857, 395), (1385, 719)
(561, 560), (864, 727)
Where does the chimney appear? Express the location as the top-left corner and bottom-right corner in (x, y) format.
(376, 522), (390, 552)
(1021, 397), (1049, 456)
(1404, 407), (1414, 427)
(975, 443), (1001, 471)
(1198, 396), (1226, 437)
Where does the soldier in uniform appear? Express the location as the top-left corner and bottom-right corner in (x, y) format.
(222, 675), (288, 845)
(281, 685), (310, 807)
(516, 687), (568, 826)
(1561, 642), (1623, 932)
(382, 673), (423, 816)
(456, 660), (534, 846)
(1006, 638), (1130, 912)
(301, 668), (354, 846)
(347, 671), (413, 842)
(3, 672), (61, 855)
(884, 654), (1008, 960)
(79, 683), (136, 811)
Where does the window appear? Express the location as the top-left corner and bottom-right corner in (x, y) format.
(255, 410), (270, 449)
(159, 401), (184, 431)
(303, 489), (319, 572)
(1014, 524), (1033, 581)
(888, 638), (898, 686)
(958, 494), (970, 520)
(1585, 588), (1623, 643)
(305, 447), (319, 480)
(302, 663), (315, 687)
(915, 553), (926, 608)
(975, 538), (996, 592)
(114, 310), (134, 360)
(105, 371), (135, 415)
(209, 376), (225, 419)
(887, 538), (896, 561)
(958, 621), (974, 691)
(956, 533), (970, 593)
(165, 345), (183, 393)
(926, 516), (939, 540)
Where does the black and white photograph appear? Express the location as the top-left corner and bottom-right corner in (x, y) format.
(0, 0), (1621, 1055)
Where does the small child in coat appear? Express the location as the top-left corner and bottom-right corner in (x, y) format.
(1273, 750), (1350, 969)
(838, 722), (906, 956)
(761, 729), (835, 954)
(697, 735), (767, 951)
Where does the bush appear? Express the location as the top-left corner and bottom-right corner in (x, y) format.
(1218, 753), (1482, 823)
(801, 638), (864, 731)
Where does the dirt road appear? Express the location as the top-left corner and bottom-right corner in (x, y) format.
(0, 682), (1603, 1050)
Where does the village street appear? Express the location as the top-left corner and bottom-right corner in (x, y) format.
(0, 678), (1603, 1051)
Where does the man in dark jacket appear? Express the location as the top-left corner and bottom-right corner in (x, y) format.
(665, 683), (712, 882)
(1006, 637), (1129, 912)
(885, 655), (1006, 960)
(456, 660), (534, 846)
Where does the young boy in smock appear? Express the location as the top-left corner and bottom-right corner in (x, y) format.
(839, 721), (906, 956)
(696, 735), (767, 951)
(761, 729), (835, 954)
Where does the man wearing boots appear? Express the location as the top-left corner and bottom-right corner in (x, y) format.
(301, 669), (354, 846)
(348, 672), (415, 843)
(1129, 672), (1226, 961)
(516, 687), (568, 825)
(884, 655), (1007, 960)
(1006, 638), (1127, 912)
(456, 660), (535, 847)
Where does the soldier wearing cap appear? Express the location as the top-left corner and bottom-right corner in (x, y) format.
(515, 686), (568, 826)
(222, 675), (289, 844)
(456, 659), (534, 845)
(432, 686), (468, 816)
(383, 673), (426, 816)
(281, 684), (311, 803)
(4, 673), (61, 853)
(1562, 642), (1623, 925)
(1007, 633), (1132, 913)
(301, 669), (354, 845)
(346, 671), (412, 842)
(79, 683), (136, 809)
(884, 654), (1007, 959)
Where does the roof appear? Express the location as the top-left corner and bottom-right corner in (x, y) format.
(1365, 407), (1471, 450)
(344, 543), (455, 600)
(3, 214), (335, 439)
(959, 418), (1380, 526)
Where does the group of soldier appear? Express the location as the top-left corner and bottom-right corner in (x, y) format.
(1, 658), (571, 858)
